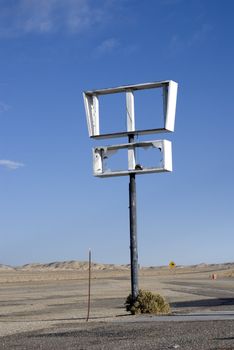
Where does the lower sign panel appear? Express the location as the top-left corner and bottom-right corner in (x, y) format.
(93, 140), (172, 177)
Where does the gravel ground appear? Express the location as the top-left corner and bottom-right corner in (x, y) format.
(1, 319), (234, 349)
(1, 267), (234, 348)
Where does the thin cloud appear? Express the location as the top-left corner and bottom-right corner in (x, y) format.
(0, 0), (109, 36)
(0, 160), (24, 170)
(169, 23), (213, 54)
(188, 23), (213, 46)
(0, 102), (11, 113)
(95, 38), (120, 57)
(161, 0), (184, 4)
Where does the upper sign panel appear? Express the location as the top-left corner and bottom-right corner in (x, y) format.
(83, 80), (178, 139)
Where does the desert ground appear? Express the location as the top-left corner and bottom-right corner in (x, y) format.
(1, 261), (234, 349)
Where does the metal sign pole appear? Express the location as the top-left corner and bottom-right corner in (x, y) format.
(128, 134), (139, 302)
(86, 248), (91, 322)
(83, 80), (178, 305)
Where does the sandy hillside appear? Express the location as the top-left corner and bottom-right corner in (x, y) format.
(17, 260), (130, 271)
(1, 260), (234, 275)
(0, 264), (15, 271)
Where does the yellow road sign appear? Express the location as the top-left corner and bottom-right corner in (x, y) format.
(169, 261), (176, 268)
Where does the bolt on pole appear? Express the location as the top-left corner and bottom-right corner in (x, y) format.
(128, 134), (139, 302)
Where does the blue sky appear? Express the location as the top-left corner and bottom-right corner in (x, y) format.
(0, 0), (233, 266)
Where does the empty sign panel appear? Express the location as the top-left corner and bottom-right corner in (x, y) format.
(83, 80), (178, 139)
(93, 140), (172, 177)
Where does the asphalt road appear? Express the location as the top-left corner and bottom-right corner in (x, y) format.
(1, 319), (234, 350)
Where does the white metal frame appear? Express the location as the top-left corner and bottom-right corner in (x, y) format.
(83, 80), (178, 139)
(93, 140), (172, 177)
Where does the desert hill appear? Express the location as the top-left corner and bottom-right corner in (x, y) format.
(1, 260), (234, 273)
(20, 260), (130, 271)
(0, 264), (15, 271)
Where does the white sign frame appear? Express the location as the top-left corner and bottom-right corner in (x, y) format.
(83, 80), (178, 139)
(93, 140), (172, 177)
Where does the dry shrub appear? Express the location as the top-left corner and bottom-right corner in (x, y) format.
(125, 289), (171, 315)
